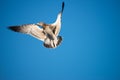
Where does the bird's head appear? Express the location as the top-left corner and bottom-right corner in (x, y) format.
(37, 22), (48, 29)
(37, 22), (46, 26)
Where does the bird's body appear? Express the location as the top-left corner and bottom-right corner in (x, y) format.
(8, 2), (64, 48)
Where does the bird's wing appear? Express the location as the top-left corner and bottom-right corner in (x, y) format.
(8, 24), (46, 41)
(50, 2), (64, 36)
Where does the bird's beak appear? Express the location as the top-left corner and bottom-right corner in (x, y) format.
(37, 22), (43, 26)
(36, 23), (40, 25)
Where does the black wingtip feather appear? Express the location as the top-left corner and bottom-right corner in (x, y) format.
(61, 2), (65, 13)
(8, 26), (21, 32)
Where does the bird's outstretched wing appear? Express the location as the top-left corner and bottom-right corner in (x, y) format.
(8, 24), (46, 41)
(50, 2), (65, 36)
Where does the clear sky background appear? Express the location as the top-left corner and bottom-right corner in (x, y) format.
(0, 0), (120, 80)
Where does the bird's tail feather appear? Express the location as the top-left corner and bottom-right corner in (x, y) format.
(43, 36), (62, 48)
(56, 36), (62, 46)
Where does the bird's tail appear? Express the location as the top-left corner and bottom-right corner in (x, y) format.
(56, 36), (62, 46)
(43, 36), (62, 48)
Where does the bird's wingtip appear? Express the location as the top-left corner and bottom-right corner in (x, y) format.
(61, 1), (65, 13)
(8, 26), (21, 32)
(62, 2), (65, 7)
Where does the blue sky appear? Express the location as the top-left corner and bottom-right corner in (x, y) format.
(0, 0), (120, 80)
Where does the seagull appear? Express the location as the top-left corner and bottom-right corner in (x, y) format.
(8, 2), (64, 48)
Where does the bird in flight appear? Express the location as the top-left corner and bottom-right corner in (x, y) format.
(8, 2), (65, 48)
